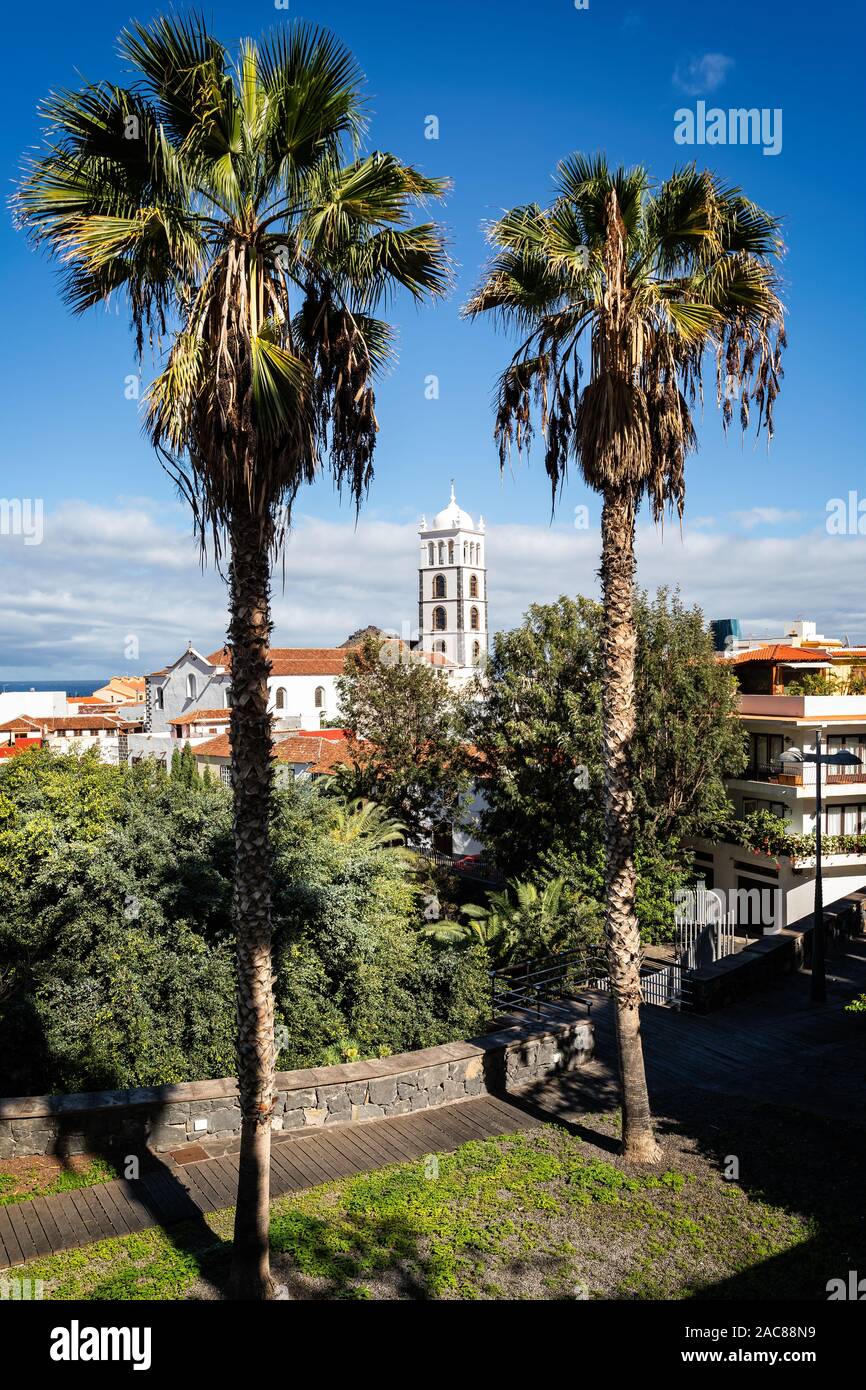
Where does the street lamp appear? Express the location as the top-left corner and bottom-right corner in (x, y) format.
(779, 731), (864, 1002)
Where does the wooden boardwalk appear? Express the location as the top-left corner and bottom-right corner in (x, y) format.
(0, 1092), (536, 1271)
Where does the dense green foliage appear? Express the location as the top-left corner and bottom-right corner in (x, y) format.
(423, 876), (602, 968)
(733, 807), (866, 863)
(333, 633), (471, 841)
(0, 749), (488, 1096)
(469, 590), (747, 939)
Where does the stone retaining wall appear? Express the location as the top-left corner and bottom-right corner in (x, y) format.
(0, 1008), (594, 1159)
(687, 894), (864, 1013)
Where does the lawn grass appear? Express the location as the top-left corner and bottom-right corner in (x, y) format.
(13, 1122), (819, 1301)
(0, 1157), (118, 1207)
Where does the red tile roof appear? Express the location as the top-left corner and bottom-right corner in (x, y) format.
(10, 714), (140, 732)
(169, 709), (231, 727)
(729, 645), (834, 665)
(274, 736), (356, 772)
(0, 716), (41, 733)
(207, 642), (456, 675)
(207, 647), (348, 676)
(195, 729), (364, 775)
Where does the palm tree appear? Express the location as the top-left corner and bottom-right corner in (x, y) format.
(465, 155), (785, 1161)
(17, 14), (448, 1295)
(328, 797), (409, 855)
(421, 876), (575, 967)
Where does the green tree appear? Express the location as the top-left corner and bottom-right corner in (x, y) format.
(171, 740), (200, 787)
(334, 633), (471, 843)
(466, 154), (784, 1163)
(424, 875), (601, 969)
(0, 750), (491, 1096)
(473, 591), (744, 886)
(19, 16), (448, 1295)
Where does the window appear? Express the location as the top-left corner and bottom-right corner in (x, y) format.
(826, 734), (866, 781)
(824, 802), (866, 836)
(463, 541), (468, 562)
(434, 639), (447, 653)
(314, 686), (326, 709)
(219, 765), (232, 789)
(155, 688), (165, 710)
(427, 542), (434, 565)
(225, 690), (233, 708)
(433, 606), (447, 631)
(743, 797), (788, 819)
(275, 687), (286, 710)
(750, 733), (783, 773)
(448, 540), (454, 564)
(469, 606), (479, 631)
(433, 573), (446, 598)
(469, 574), (479, 598)
(187, 674), (197, 700)
(472, 640), (481, 664)
(438, 541), (445, 564)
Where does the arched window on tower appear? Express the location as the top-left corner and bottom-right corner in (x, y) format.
(472, 641), (481, 665)
(275, 687), (286, 710)
(434, 639), (447, 654)
(438, 541), (445, 564)
(433, 606), (447, 631)
(433, 573), (446, 598)
(427, 542), (434, 565)
(469, 574), (479, 598)
(187, 674), (197, 700)
(448, 540), (454, 564)
(469, 606), (480, 631)
(463, 541), (468, 562)
(314, 686), (326, 709)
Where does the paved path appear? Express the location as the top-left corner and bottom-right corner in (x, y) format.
(2, 934), (863, 1272)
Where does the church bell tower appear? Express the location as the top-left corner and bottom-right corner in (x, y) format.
(418, 483), (487, 675)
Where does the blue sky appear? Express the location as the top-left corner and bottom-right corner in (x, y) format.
(2, 0), (865, 676)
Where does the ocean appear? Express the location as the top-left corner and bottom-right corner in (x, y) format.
(0, 680), (107, 698)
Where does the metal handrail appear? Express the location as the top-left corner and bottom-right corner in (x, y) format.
(490, 948), (608, 1017)
(491, 947), (697, 1016)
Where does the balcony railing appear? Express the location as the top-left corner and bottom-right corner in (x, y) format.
(744, 760), (866, 787)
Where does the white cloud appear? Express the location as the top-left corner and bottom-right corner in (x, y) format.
(0, 502), (864, 679)
(728, 507), (803, 530)
(673, 53), (735, 96)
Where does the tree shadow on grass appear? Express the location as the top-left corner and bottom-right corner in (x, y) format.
(650, 1092), (866, 1301)
(37, 1108), (235, 1299)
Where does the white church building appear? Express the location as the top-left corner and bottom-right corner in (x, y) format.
(128, 485), (490, 766)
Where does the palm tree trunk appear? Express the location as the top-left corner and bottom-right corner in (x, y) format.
(227, 507), (276, 1299)
(599, 489), (660, 1163)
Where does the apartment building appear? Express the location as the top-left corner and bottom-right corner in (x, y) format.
(693, 627), (866, 932)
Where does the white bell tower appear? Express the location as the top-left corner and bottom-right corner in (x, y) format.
(418, 482), (487, 675)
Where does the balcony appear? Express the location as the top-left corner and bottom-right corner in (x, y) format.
(739, 694), (866, 717)
(743, 761), (866, 788)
